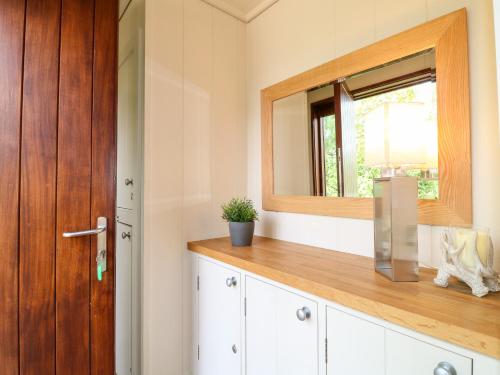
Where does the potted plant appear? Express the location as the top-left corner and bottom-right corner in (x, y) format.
(222, 197), (259, 246)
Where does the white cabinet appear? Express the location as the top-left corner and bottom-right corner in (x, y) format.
(198, 259), (241, 375)
(245, 276), (318, 375)
(326, 307), (472, 375)
(117, 10), (142, 211)
(116, 221), (133, 375)
(385, 330), (472, 375)
(193, 254), (497, 375)
(117, 2), (143, 373)
(326, 307), (384, 375)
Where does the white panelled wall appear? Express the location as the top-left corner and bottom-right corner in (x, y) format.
(144, 0), (245, 373)
(247, 0), (500, 271)
(144, 0), (500, 374)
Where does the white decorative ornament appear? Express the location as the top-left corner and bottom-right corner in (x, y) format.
(434, 228), (500, 297)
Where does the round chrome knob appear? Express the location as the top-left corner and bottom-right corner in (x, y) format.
(232, 345), (237, 354)
(296, 306), (311, 321)
(226, 277), (237, 287)
(434, 362), (457, 375)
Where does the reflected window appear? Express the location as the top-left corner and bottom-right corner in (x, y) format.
(272, 49), (439, 200)
(310, 98), (339, 197)
(307, 69), (438, 199)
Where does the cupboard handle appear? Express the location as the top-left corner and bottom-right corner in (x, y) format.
(232, 345), (237, 354)
(125, 178), (134, 186)
(296, 306), (311, 321)
(434, 362), (457, 375)
(226, 277), (237, 287)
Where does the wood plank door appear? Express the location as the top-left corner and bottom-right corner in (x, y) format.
(0, 0), (118, 374)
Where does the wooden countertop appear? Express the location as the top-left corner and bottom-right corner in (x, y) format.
(188, 236), (500, 359)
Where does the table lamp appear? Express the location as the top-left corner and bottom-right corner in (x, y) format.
(365, 102), (428, 281)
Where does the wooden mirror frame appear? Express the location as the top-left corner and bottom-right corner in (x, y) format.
(261, 9), (471, 226)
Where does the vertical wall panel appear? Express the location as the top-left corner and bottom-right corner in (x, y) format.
(56, 0), (94, 374)
(19, 1), (60, 373)
(91, 0), (118, 373)
(0, 1), (25, 373)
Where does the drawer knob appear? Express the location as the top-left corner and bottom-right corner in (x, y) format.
(434, 362), (457, 375)
(296, 306), (311, 321)
(232, 345), (237, 354)
(226, 276), (237, 287)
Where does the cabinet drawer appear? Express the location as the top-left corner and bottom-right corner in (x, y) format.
(246, 276), (318, 375)
(386, 330), (472, 375)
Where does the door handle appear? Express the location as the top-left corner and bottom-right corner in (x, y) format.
(62, 226), (105, 238)
(296, 306), (311, 321)
(226, 276), (237, 287)
(62, 217), (107, 281)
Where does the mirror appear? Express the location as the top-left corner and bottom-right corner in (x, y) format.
(262, 9), (471, 225)
(273, 49), (438, 200)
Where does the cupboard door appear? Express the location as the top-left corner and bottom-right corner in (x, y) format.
(386, 330), (472, 375)
(246, 277), (318, 375)
(116, 222), (133, 375)
(326, 307), (385, 375)
(117, 22), (140, 210)
(198, 259), (241, 375)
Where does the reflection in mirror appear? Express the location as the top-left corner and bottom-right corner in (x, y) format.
(272, 49), (438, 199)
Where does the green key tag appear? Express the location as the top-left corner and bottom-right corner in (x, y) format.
(97, 263), (103, 282)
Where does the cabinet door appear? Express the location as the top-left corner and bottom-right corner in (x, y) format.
(198, 259), (241, 375)
(117, 24), (140, 210)
(326, 307), (384, 375)
(116, 222), (133, 375)
(386, 330), (472, 375)
(246, 277), (318, 375)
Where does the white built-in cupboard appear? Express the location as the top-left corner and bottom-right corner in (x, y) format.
(195, 255), (499, 375)
(117, 0), (143, 374)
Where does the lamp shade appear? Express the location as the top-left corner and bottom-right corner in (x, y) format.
(364, 102), (429, 168)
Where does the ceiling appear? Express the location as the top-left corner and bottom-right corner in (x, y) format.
(201, 0), (278, 22)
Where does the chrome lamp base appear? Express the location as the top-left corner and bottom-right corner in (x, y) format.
(373, 176), (419, 282)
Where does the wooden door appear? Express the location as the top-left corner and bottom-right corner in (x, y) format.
(198, 259), (242, 375)
(245, 277), (318, 375)
(0, 0), (118, 374)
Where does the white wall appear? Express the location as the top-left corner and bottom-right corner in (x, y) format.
(144, 0), (499, 373)
(273, 91), (312, 195)
(246, 0), (500, 271)
(144, 0), (246, 373)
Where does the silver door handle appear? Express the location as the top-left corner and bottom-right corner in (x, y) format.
(63, 226), (105, 238)
(62, 217), (107, 281)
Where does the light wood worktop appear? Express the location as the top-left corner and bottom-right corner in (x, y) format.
(188, 236), (500, 359)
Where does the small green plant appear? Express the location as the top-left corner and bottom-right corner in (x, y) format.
(221, 197), (259, 223)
